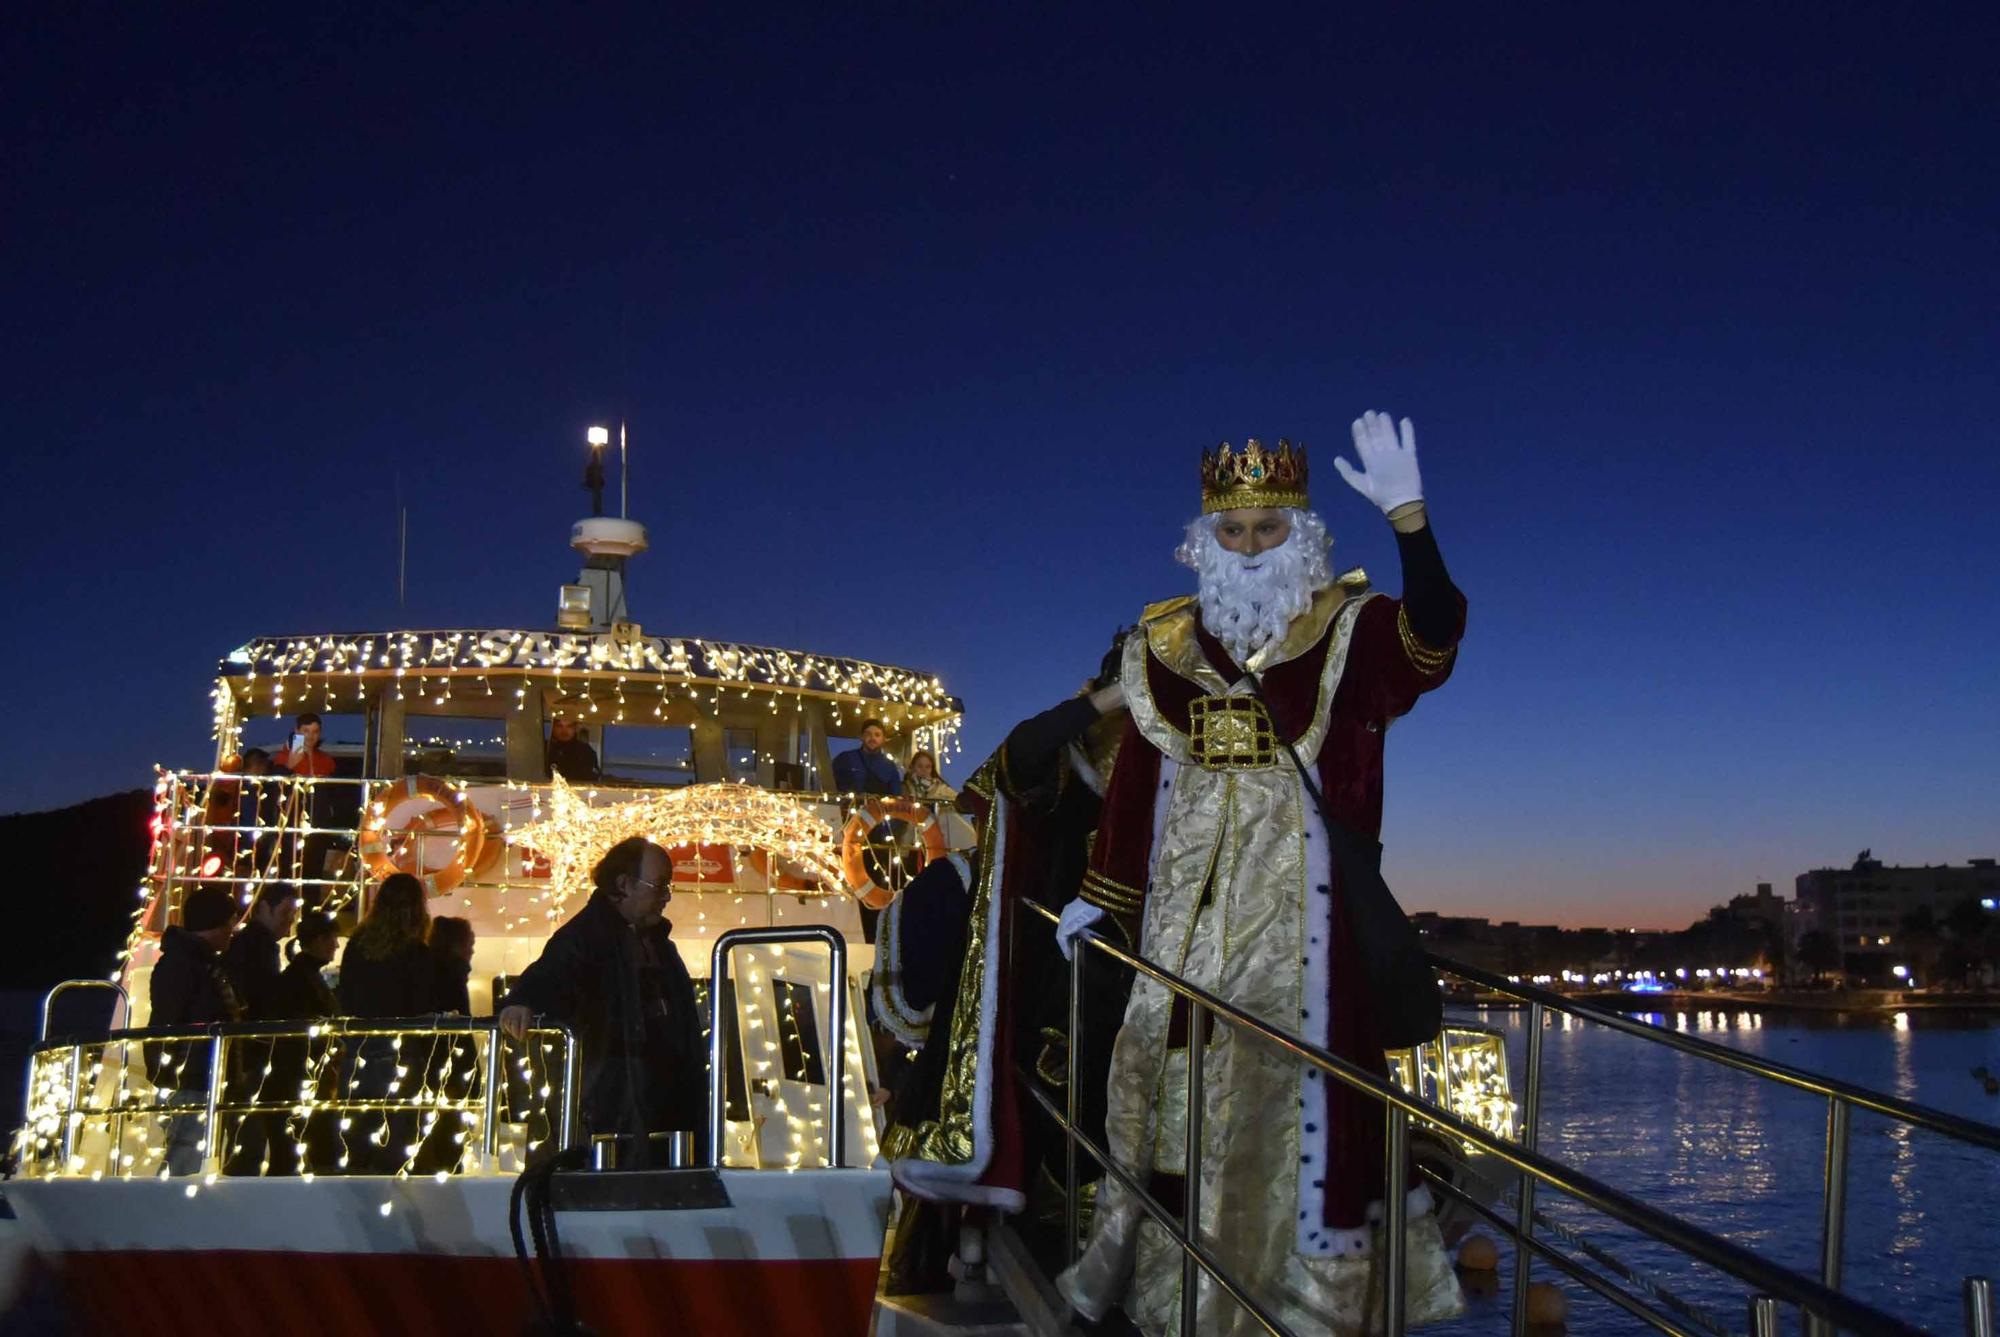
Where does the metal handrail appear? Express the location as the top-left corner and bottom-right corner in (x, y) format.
(1024, 901), (1922, 1336)
(1432, 954), (2000, 1150)
(707, 925), (849, 1169)
(19, 1015), (580, 1177)
(1434, 953), (2000, 1335)
(38, 981), (128, 1043)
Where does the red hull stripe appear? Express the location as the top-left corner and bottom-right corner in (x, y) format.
(53, 1250), (878, 1337)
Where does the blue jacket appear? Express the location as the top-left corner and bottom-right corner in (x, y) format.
(832, 746), (902, 796)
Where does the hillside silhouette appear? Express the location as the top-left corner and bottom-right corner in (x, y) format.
(0, 791), (150, 990)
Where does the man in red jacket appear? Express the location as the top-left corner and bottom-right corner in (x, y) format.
(273, 712), (336, 777)
(1056, 413), (1468, 1335)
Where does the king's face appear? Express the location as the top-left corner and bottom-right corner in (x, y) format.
(1213, 507), (1292, 559)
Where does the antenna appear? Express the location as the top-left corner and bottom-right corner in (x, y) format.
(395, 471), (407, 609)
(620, 421), (628, 519)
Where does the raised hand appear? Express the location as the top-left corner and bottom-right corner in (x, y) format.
(1332, 410), (1424, 515)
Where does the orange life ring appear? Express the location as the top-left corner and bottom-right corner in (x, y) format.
(358, 776), (485, 896)
(839, 797), (946, 910)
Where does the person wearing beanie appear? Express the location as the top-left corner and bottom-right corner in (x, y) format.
(149, 884), (246, 1174)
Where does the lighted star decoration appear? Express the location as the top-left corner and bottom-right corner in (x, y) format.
(512, 776), (845, 914)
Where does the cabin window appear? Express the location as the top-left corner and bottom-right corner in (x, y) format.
(772, 978), (827, 1086)
(600, 724), (697, 786)
(724, 728), (760, 784)
(234, 711), (367, 770)
(402, 713), (508, 779)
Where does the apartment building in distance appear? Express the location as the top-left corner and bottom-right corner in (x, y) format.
(1790, 851), (2000, 977)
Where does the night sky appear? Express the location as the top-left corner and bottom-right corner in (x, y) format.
(4, 6), (1995, 929)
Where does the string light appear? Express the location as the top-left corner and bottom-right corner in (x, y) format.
(514, 776), (846, 918)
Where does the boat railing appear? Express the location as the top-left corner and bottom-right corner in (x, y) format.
(1428, 955), (2000, 1337)
(707, 925), (849, 1168)
(38, 980), (128, 1043)
(14, 1008), (577, 1182)
(1020, 900), (1943, 1337)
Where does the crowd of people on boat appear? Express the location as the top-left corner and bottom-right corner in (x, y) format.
(148, 835), (711, 1177)
(149, 875), (484, 1175)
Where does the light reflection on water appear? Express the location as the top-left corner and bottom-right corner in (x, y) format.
(1428, 1005), (2000, 1335)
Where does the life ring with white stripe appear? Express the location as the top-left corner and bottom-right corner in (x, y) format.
(839, 797), (946, 910)
(358, 776), (486, 896)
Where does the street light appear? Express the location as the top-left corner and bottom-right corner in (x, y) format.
(1891, 964), (1909, 979)
(587, 426), (610, 447)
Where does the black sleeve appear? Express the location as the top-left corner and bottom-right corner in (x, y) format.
(1395, 522), (1464, 649)
(150, 955), (193, 1028)
(503, 922), (589, 1019)
(1001, 695), (1103, 794)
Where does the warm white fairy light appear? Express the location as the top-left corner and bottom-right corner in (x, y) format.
(514, 776), (846, 916)
(1386, 1026), (1517, 1150)
(17, 1020), (572, 1182)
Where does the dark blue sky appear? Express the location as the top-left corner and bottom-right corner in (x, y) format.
(4, 5), (1995, 927)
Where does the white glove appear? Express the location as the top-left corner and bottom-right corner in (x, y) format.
(1055, 897), (1107, 961)
(1333, 410), (1424, 514)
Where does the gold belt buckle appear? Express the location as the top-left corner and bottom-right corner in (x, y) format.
(1187, 695), (1277, 770)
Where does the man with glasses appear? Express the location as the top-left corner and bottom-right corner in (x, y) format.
(499, 837), (705, 1163)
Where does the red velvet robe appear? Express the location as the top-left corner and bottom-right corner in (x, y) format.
(1082, 582), (1465, 1234)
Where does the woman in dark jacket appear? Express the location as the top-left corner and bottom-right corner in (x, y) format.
(337, 874), (433, 1017)
(336, 874), (433, 1172)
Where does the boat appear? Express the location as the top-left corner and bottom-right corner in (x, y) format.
(3, 432), (968, 1334)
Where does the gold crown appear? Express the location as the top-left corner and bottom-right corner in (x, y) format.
(1200, 438), (1308, 515)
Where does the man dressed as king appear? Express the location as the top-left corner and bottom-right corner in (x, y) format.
(1055, 412), (1468, 1334)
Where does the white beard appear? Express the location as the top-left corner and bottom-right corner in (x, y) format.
(1194, 532), (1324, 665)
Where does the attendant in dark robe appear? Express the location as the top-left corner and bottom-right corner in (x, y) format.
(875, 656), (1130, 1288)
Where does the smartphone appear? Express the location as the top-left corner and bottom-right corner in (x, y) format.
(290, 732), (306, 754)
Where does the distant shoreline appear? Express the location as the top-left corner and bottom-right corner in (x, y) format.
(1461, 989), (2000, 1014)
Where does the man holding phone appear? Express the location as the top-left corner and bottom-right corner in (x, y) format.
(273, 712), (336, 777)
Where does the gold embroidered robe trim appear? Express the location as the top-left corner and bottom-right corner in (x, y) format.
(899, 799), (1005, 1169)
(1061, 588), (1462, 1335)
(1127, 587), (1380, 770)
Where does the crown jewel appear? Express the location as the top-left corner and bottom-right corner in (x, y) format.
(1200, 438), (1309, 515)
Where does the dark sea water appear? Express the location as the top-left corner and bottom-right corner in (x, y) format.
(1431, 1006), (2000, 1335)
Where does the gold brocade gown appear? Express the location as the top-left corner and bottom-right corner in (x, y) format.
(1059, 594), (1463, 1336)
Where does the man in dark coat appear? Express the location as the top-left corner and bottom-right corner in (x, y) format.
(222, 882), (298, 1017)
(149, 885), (246, 1174)
(499, 838), (705, 1164)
